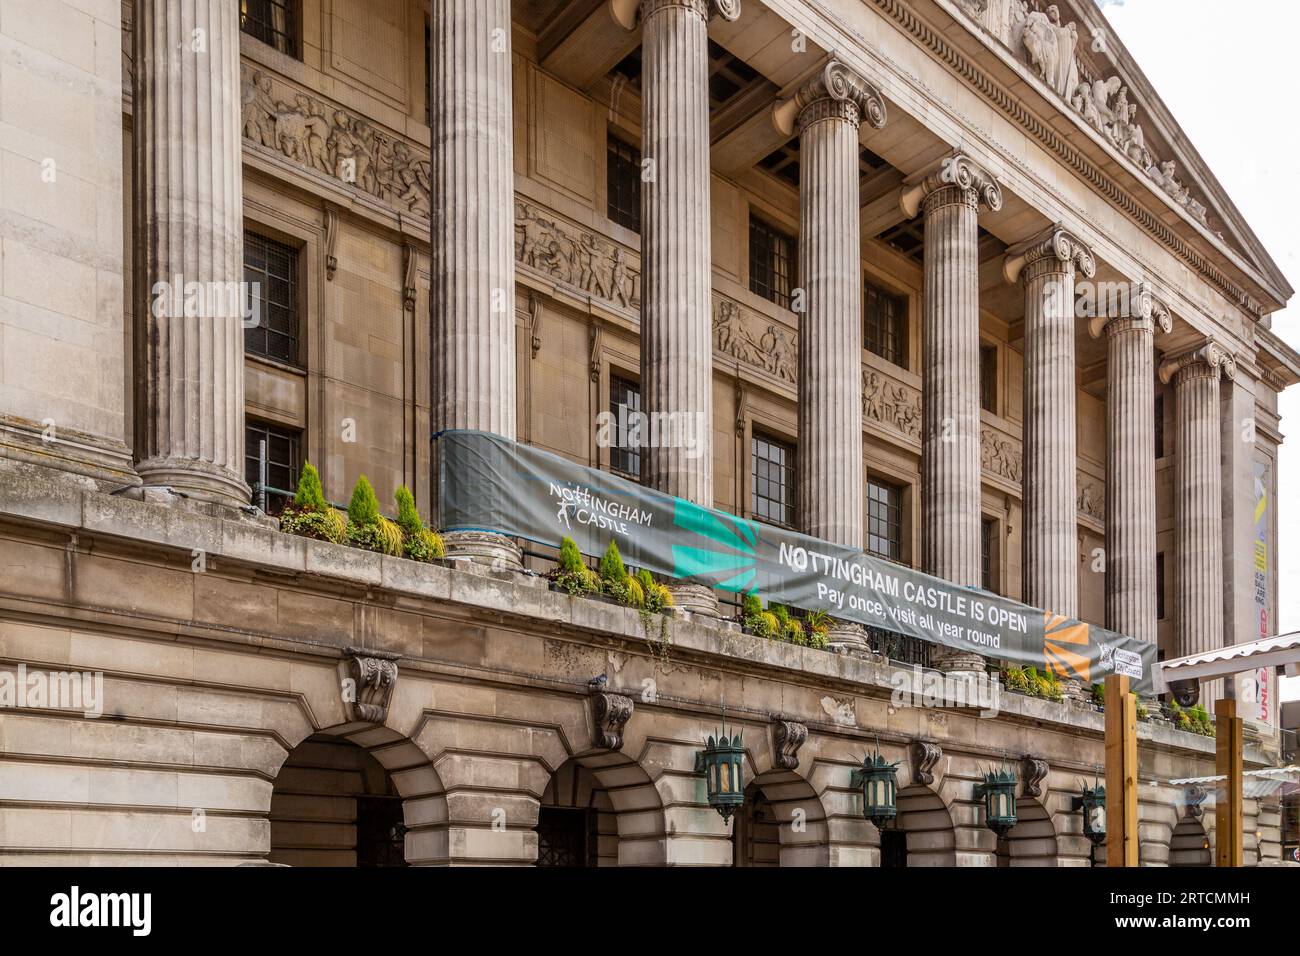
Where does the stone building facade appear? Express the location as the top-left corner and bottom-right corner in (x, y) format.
(0, 0), (1296, 865)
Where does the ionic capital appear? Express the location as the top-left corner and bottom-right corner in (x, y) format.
(899, 151), (1003, 219)
(1003, 223), (1096, 285)
(772, 60), (887, 136)
(610, 0), (739, 29)
(1088, 282), (1172, 339)
(1158, 341), (1237, 386)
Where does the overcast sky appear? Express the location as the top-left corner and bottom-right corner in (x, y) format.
(1098, 0), (1299, 701)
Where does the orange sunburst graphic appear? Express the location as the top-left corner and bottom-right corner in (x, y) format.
(1042, 612), (1091, 683)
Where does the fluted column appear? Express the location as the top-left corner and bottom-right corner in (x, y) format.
(773, 62), (886, 650)
(900, 154), (1001, 673)
(1090, 286), (1169, 648)
(619, 0), (740, 614)
(430, 0), (521, 568)
(134, 0), (248, 506)
(1004, 226), (1095, 619)
(1161, 343), (1236, 702)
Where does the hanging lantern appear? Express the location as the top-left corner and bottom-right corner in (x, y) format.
(851, 748), (900, 829)
(695, 723), (745, 821)
(976, 768), (1018, 836)
(1072, 782), (1107, 846)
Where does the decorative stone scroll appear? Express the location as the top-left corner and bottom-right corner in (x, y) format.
(712, 298), (797, 385)
(1158, 341), (1237, 386)
(771, 718), (809, 770)
(771, 60), (887, 136)
(515, 200), (640, 311)
(980, 428), (1023, 485)
(862, 369), (921, 439)
(590, 691), (635, 751)
(910, 741), (943, 786)
(953, 1), (1211, 227)
(344, 648), (400, 724)
(240, 66), (432, 219)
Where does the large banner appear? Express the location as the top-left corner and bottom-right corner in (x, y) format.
(437, 430), (1156, 692)
(1237, 459), (1274, 726)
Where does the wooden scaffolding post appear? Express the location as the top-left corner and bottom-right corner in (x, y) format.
(1105, 674), (1138, 866)
(1214, 697), (1244, 867)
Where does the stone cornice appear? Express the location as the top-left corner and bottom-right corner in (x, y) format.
(862, 0), (1271, 319)
(1003, 224), (1096, 285)
(1159, 342), (1237, 386)
(899, 151), (1003, 218)
(772, 60), (887, 136)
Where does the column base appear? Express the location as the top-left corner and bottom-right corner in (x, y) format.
(442, 530), (523, 572)
(667, 582), (717, 618)
(932, 649), (988, 676)
(1060, 677), (1090, 704)
(136, 456), (250, 508)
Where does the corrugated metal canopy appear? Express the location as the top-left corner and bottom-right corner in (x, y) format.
(1157, 632), (1300, 688)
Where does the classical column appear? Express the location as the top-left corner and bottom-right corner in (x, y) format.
(1161, 342), (1236, 702)
(430, 0), (521, 569)
(774, 62), (886, 650)
(1004, 225), (1095, 620)
(134, 0), (248, 506)
(1088, 286), (1169, 648)
(616, 0), (740, 615)
(899, 154), (1002, 673)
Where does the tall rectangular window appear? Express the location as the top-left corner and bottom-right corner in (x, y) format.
(244, 231), (300, 365)
(607, 135), (641, 233)
(866, 478), (903, 561)
(752, 433), (796, 527)
(863, 280), (907, 368)
(748, 215), (795, 309)
(245, 421), (301, 516)
(1156, 551), (1166, 621)
(240, 0), (298, 58)
(609, 376), (641, 480)
(980, 344), (998, 414)
(981, 517), (997, 592)
(1154, 392), (1165, 458)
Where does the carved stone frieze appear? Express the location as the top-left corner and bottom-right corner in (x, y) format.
(240, 66), (432, 218)
(591, 691), (634, 751)
(712, 298), (797, 384)
(771, 718), (808, 770)
(1077, 475), (1104, 522)
(980, 428), (1023, 485)
(515, 200), (640, 311)
(344, 648), (400, 724)
(910, 740), (942, 786)
(862, 368), (920, 440)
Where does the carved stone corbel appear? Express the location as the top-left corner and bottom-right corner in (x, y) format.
(344, 648), (399, 724)
(771, 717), (808, 770)
(1184, 785), (1208, 819)
(590, 690), (634, 750)
(1022, 757), (1049, 798)
(588, 323), (603, 383)
(910, 741), (942, 787)
(324, 207), (339, 280)
(528, 291), (544, 358)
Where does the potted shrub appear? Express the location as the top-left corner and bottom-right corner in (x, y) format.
(345, 475), (403, 556)
(1001, 665), (1030, 695)
(550, 537), (599, 596)
(740, 593), (766, 635)
(394, 485), (445, 562)
(635, 568), (674, 614)
(598, 541), (641, 608)
(803, 610), (831, 650)
(278, 462), (347, 543)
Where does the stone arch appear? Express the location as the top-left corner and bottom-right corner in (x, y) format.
(887, 783), (957, 866)
(997, 796), (1059, 866)
(1170, 816), (1212, 867)
(535, 748), (667, 866)
(732, 767), (830, 867)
